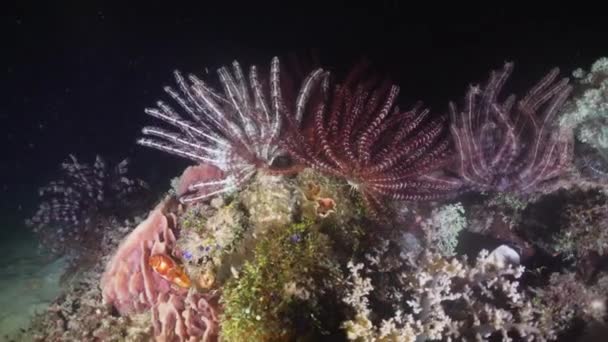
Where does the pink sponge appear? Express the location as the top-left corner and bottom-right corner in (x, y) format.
(100, 198), (220, 341)
(176, 164), (225, 202)
(153, 291), (220, 341)
(100, 199), (177, 314)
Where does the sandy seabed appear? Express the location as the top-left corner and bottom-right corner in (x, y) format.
(0, 235), (67, 341)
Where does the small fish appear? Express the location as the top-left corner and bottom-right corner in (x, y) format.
(148, 254), (192, 288)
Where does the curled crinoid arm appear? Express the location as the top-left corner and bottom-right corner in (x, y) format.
(27, 154), (148, 256)
(138, 56), (326, 204)
(282, 62), (460, 218)
(450, 62), (573, 195)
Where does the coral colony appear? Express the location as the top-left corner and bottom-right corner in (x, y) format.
(23, 56), (608, 341)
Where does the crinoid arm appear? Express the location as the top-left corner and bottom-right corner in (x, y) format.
(449, 62), (573, 195)
(138, 57), (327, 204)
(281, 61), (461, 219)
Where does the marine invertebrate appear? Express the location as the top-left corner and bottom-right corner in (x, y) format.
(302, 182), (337, 218)
(449, 62), (574, 195)
(420, 202), (467, 257)
(100, 198), (220, 341)
(154, 291), (220, 342)
(341, 247), (556, 341)
(138, 56), (323, 204)
(553, 190), (608, 265)
(149, 254), (192, 288)
(560, 57), (608, 156)
(26, 154), (148, 256)
(177, 199), (247, 288)
(220, 219), (340, 341)
(282, 61), (460, 217)
(532, 271), (608, 336)
(295, 169), (368, 233)
(100, 198), (180, 315)
(173, 163), (225, 199)
(558, 57), (608, 182)
(239, 172), (299, 231)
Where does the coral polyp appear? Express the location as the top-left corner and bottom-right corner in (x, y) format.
(138, 57), (324, 203)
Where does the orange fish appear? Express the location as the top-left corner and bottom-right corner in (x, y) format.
(148, 254), (192, 288)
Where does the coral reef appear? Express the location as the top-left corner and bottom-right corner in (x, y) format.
(240, 173), (298, 232)
(22, 55), (608, 342)
(560, 58), (608, 152)
(97, 158), (369, 341)
(553, 190), (608, 262)
(559, 57), (608, 182)
(15, 215), (152, 341)
(532, 271), (608, 337)
(465, 192), (537, 261)
(178, 198), (246, 288)
(341, 247), (556, 341)
(219, 219), (340, 341)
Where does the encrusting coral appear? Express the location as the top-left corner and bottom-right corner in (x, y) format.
(219, 219), (341, 341)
